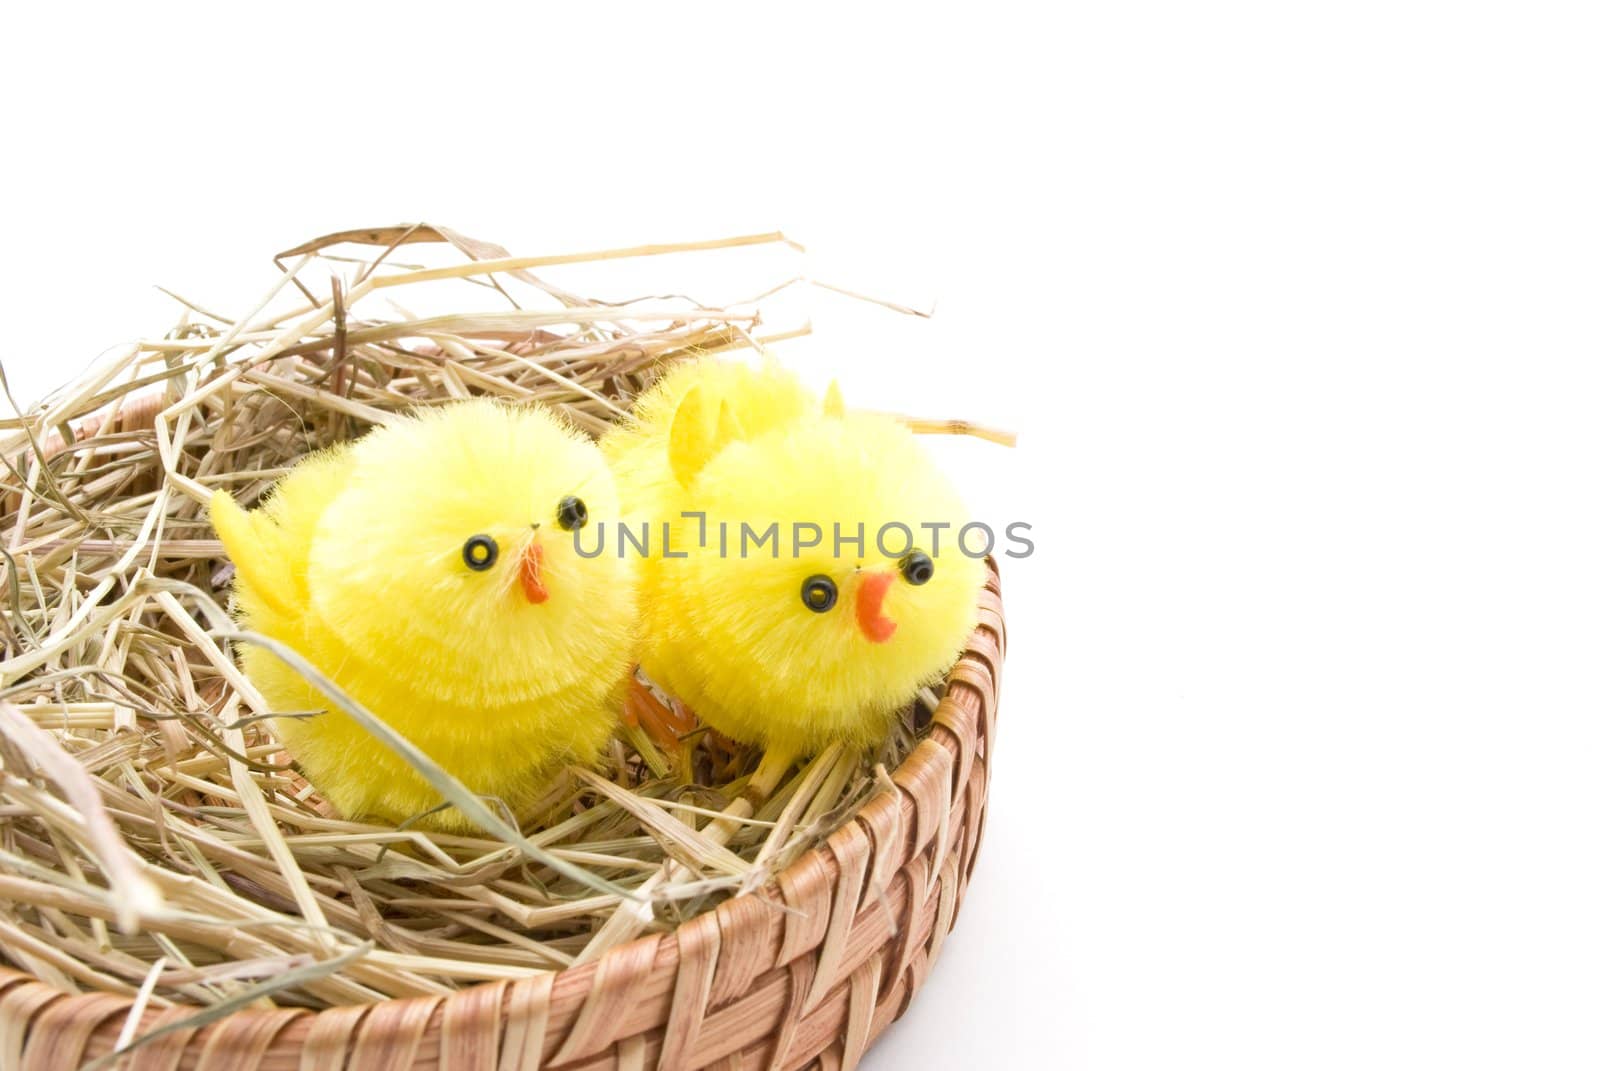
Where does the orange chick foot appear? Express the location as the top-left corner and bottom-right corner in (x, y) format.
(623, 674), (697, 750)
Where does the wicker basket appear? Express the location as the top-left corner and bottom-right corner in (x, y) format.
(0, 563), (1003, 1070)
(0, 225), (1008, 1069)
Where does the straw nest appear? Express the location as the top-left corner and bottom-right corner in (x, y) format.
(0, 226), (981, 1051)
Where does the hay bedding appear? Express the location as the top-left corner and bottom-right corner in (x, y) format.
(0, 226), (928, 1016)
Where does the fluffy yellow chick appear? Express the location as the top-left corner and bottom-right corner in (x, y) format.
(583, 360), (985, 960)
(604, 359), (985, 780)
(211, 399), (634, 831)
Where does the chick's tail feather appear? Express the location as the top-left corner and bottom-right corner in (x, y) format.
(210, 490), (297, 619)
(209, 444), (352, 622)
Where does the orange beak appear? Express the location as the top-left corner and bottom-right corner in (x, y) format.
(855, 569), (897, 644)
(519, 542), (548, 604)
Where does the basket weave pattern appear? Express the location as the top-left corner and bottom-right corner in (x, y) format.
(0, 565), (1002, 1071)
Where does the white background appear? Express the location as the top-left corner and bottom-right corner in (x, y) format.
(4, 4), (1599, 1068)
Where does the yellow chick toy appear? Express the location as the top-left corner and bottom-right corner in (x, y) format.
(211, 399), (634, 832)
(604, 359), (985, 786)
(583, 359), (985, 959)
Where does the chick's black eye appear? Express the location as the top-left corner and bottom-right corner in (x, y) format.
(462, 535), (498, 571)
(899, 550), (934, 586)
(557, 495), (588, 531)
(801, 575), (838, 613)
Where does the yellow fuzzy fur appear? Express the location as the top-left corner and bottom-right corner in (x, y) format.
(604, 360), (984, 758)
(211, 399), (635, 831)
